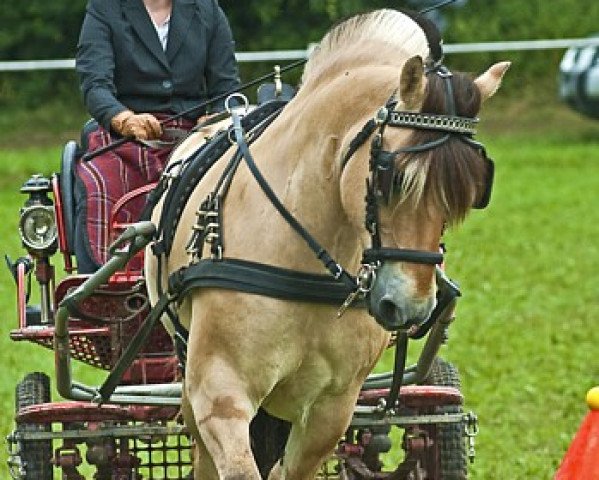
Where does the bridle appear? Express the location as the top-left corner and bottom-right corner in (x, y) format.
(340, 64), (494, 305)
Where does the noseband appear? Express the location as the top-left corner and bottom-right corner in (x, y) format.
(341, 65), (494, 287)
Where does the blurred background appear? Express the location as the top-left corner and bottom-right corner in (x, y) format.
(1, 1), (598, 478)
(2, 0), (599, 141)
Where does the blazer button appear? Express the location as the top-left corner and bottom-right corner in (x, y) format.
(162, 80), (173, 89)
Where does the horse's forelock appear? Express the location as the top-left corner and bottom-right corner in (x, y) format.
(396, 72), (487, 224)
(302, 9), (430, 84)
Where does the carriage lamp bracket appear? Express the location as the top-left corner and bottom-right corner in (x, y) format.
(5, 255), (33, 303)
(464, 411), (479, 463)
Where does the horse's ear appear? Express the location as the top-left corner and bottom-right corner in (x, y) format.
(474, 61), (511, 102)
(400, 55), (425, 111)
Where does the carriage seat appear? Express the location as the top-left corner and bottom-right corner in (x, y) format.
(59, 119), (98, 256)
(60, 118), (151, 272)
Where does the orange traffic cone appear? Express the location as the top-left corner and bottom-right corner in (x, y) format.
(554, 387), (599, 480)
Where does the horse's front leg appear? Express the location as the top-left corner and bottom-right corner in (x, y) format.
(268, 390), (359, 480)
(185, 359), (262, 479)
(181, 396), (218, 478)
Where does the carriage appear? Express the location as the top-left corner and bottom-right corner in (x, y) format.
(5, 8), (509, 480)
(5, 135), (477, 479)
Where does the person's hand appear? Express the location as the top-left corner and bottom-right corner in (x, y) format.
(111, 111), (162, 140)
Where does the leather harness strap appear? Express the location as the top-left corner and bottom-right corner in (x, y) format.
(150, 100), (290, 258)
(169, 258), (356, 305)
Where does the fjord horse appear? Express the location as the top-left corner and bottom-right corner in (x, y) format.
(146, 9), (509, 479)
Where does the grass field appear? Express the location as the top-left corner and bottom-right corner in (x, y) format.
(0, 97), (598, 479)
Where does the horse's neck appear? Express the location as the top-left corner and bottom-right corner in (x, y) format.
(222, 66), (402, 273)
(223, 130), (359, 272)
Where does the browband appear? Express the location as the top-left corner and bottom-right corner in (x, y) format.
(386, 110), (479, 136)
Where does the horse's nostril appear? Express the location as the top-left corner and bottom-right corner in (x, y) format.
(375, 298), (410, 331)
(379, 298), (397, 321)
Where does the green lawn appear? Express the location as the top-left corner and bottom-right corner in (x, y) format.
(0, 98), (598, 478)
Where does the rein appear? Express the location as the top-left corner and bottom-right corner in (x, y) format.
(81, 59), (307, 162)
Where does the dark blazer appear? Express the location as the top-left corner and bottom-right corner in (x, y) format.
(76, 0), (241, 129)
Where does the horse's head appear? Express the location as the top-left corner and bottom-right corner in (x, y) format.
(340, 56), (510, 332)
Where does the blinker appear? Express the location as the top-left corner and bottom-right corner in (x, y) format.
(372, 139), (495, 210)
(473, 156), (494, 209)
(372, 150), (397, 203)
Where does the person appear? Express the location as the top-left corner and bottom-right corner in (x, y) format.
(73, 0), (241, 272)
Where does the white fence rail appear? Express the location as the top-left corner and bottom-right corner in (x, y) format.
(443, 37), (599, 54)
(1, 38), (599, 72)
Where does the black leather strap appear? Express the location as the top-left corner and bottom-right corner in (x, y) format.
(157, 100), (289, 256)
(386, 331), (408, 411)
(363, 247), (443, 265)
(231, 112), (357, 289)
(169, 258), (358, 305)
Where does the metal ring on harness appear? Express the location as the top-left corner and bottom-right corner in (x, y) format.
(225, 93), (250, 114)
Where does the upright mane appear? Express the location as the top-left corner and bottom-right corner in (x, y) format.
(302, 9), (432, 84)
(396, 71), (487, 225)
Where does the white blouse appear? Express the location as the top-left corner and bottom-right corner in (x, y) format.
(153, 16), (170, 51)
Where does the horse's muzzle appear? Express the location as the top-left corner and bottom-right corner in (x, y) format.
(370, 294), (436, 331)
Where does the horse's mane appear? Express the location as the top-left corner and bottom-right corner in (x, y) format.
(300, 9), (484, 225)
(397, 71), (487, 225)
(302, 9), (432, 84)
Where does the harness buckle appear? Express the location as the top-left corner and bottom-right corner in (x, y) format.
(357, 262), (379, 294)
(337, 262), (379, 318)
(211, 244), (223, 261)
(333, 263), (344, 280)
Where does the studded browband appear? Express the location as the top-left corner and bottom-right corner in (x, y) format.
(384, 110), (479, 136)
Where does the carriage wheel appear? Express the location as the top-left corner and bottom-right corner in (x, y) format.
(15, 372), (54, 480)
(418, 357), (468, 480)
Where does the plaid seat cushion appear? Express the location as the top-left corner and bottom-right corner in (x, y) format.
(75, 116), (193, 267)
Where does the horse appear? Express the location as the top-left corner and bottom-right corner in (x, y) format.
(145, 8), (509, 479)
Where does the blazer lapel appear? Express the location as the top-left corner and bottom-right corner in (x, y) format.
(166, 0), (197, 63)
(123, 0), (170, 70)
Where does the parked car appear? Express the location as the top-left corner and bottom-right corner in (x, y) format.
(559, 34), (599, 119)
